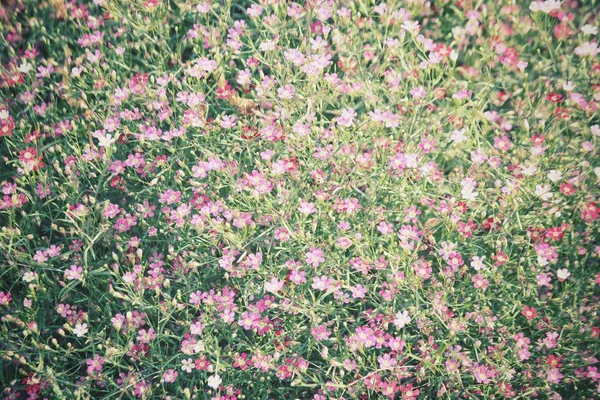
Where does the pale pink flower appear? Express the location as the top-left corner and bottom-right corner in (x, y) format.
(305, 247), (325, 267)
(393, 310), (411, 329)
(337, 108), (357, 127)
(264, 277), (284, 294)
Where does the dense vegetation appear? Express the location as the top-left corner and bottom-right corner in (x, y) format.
(1, 0), (599, 398)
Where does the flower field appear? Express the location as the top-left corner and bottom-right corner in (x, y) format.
(1, 0), (600, 398)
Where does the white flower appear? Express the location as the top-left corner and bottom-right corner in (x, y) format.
(321, 346), (329, 359)
(522, 164), (538, 176)
(581, 25), (598, 36)
(517, 61), (528, 71)
(393, 310), (411, 329)
(264, 277), (284, 294)
(535, 184), (553, 200)
(23, 271), (37, 282)
(574, 41), (600, 57)
(73, 323), (89, 337)
(471, 256), (486, 271)
(401, 20), (420, 33)
(181, 358), (194, 373)
(70, 67), (82, 78)
(99, 134), (116, 147)
(259, 39), (277, 52)
(461, 177), (477, 191)
(207, 374), (222, 389)
(196, 2), (210, 13)
(461, 188), (478, 201)
(193, 340), (205, 353)
(405, 153), (419, 169)
(0, 110), (9, 120)
(450, 128), (467, 143)
(529, 0), (561, 13)
(591, 125), (600, 137)
(563, 81), (575, 92)
(18, 62), (33, 74)
(336, 108), (356, 127)
(92, 130), (116, 147)
(541, 0), (561, 13)
(547, 170), (562, 182)
(557, 269), (570, 280)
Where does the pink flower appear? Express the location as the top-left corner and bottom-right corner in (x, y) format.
(410, 86), (426, 99)
(137, 328), (156, 343)
(158, 189), (182, 205)
(288, 268), (306, 284)
(336, 108), (357, 127)
(298, 201), (317, 215)
(86, 354), (105, 376)
(246, 4), (263, 18)
(64, 264), (83, 281)
(305, 247), (325, 267)
(350, 285), (367, 299)
(312, 275), (334, 291)
(472, 363), (496, 384)
(536, 273), (552, 287)
(336, 236), (352, 249)
(387, 336), (405, 352)
(522, 305), (537, 321)
(0, 291), (11, 306)
(33, 250), (48, 263)
(546, 368), (563, 384)
(377, 353), (397, 370)
(471, 274), (489, 290)
(452, 89), (472, 100)
(238, 312), (258, 330)
(377, 221), (394, 235)
(219, 114), (237, 128)
(311, 324), (331, 341)
(162, 369), (178, 383)
(542, 332), (559, 349)
(446, 252), (464, 270)
(277, 84), (296, 99)
(493, 135), (513, 151)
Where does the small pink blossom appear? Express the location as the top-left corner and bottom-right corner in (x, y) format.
(305, 247), (325, 267)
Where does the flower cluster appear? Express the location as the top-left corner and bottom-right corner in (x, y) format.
(0, 0), (599, 399)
